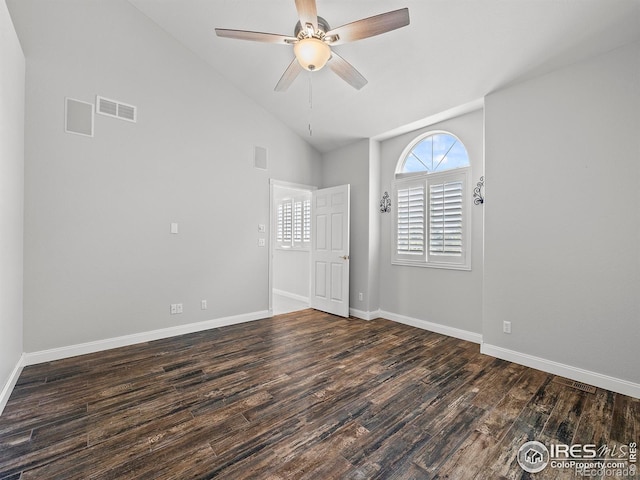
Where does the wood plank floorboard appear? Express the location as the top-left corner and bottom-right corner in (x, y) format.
(1, 310), (638, 479)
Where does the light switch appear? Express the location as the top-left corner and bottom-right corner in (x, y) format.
(258, 224), (266, 233)
(170, 223), (179, 234)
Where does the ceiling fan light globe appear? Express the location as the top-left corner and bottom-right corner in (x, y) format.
(294, 37), (331, 71)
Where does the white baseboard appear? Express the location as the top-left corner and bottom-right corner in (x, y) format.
(23, 310), (271, 366)
(273, 289), (309, 304)
(481, 343), (640, 399)
(379, 310), (483, 344)
(0, 353), (25, 416)
(349, 308), (381, 321)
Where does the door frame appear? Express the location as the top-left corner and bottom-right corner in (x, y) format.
(268, 179), (317, 315)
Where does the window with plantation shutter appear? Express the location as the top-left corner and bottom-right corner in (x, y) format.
(276, 195), (312, 250)
(393, 130), (471, 270)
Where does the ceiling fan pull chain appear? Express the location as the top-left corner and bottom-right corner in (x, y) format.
(308, 71), (313, 136)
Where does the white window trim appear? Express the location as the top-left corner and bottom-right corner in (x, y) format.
(392, 167), (471, 271)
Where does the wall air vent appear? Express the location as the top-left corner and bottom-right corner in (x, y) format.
(65, 98), (94, 137)
(96, 96), (137, 123)
(254, 146), (268, 170)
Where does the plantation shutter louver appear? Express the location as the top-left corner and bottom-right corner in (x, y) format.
(303, 200), (311, 243)
(293, 201), (303, 243)
(282, 202), (292, 244)
(277, 204), (284, 243)
(429, 181), (463, 256)
(396, 185), (425, 255)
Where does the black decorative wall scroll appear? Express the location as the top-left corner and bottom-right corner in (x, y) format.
(380, 191), (391, 213)
(473, 176), (485, 205)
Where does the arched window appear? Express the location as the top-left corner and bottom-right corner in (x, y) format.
(393, 131), (471, 270)
(398, 132), (470, 174)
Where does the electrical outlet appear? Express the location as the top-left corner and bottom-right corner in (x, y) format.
(358, 292), (363, 301)
(170, 304), (177, 314)
(176, 303), (183, 314)
(258, 238), (266, 247)
(258, 224), (266, 233)
(201, 299), (207, 310)
(503, 321), (512, 334)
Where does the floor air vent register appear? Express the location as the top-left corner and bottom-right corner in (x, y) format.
(553, 377), (597, 394)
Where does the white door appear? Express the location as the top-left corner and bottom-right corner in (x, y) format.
(310, 184), (350, 317)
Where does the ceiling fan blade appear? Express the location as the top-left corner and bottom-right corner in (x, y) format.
(215, 28), (297, 45)
(328, 52), (367, 90)
(294, 0), (318, 33)
(324, 8), (410, 45)
(275, 58), (304, 92)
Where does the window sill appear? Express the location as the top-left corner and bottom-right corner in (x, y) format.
(275, 246), (310, 253)
(391, 259), (471, 271)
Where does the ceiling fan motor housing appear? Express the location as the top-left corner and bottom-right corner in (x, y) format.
(294, 16), (331, 38)
(293, 16), (332, 71)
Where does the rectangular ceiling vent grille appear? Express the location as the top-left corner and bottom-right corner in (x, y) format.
(96, 96), (137, 123)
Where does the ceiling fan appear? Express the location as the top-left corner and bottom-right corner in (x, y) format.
(215, 0), (410, 92)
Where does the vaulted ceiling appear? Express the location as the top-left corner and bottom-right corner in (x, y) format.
(129, 0), (640, 152)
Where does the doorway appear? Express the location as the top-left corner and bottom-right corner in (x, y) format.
(269, 180), (314, 315)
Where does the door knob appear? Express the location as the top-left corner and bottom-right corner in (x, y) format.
(339, 255), (350, 260)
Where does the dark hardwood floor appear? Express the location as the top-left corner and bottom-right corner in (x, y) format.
(0, 310), (638, 479)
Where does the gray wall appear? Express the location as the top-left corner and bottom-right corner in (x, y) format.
(8, 0), (321, 352)
(0, 0), (25, 397)
(378, 109), (484, 334)
(321, 139), (371, 313)
(484, 41), (640, 383)
(367, 140), (382, 314)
